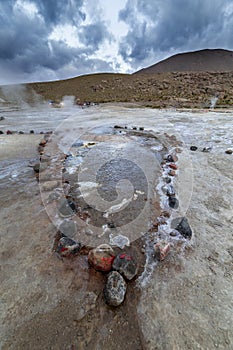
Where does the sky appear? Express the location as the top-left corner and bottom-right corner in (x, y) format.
(0, 0), (233, 84)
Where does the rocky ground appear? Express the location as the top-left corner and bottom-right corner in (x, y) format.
(0, 105), (233, 349)
(1, 71), (233, 109)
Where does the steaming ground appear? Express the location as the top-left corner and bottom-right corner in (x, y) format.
(0, 103), (233, 349)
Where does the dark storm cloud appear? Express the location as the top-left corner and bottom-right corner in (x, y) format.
(0, 0), (112, 84)
(79, 23), (112, 49)
(33, 0), (86, 25)
(119, 0), (233, 68)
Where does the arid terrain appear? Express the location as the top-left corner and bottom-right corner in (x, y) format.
(136, 49), (233, 74)
(0, 103), (232, 349)
(0, 49), (233, 349)
(1, 49), (233, 109)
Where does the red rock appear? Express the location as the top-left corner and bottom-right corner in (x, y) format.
(169, 163), (178, 170)
(154, 242), (170, 261)
(88, 244), (115, 272)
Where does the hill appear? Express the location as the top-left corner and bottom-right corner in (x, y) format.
(27, 71), (233, 109)
(135, 49), (233, 74)
(1, 50), (233, 109)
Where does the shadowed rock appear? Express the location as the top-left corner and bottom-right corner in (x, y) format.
(171, 217), (192, 239)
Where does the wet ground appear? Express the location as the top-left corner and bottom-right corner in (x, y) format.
(0, 103), (233, 349)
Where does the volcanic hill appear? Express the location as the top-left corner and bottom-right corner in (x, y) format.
(135, 49), (233, 74)
(1, 49), (233, 109)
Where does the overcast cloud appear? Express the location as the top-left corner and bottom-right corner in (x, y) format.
(119, 0), (233, 69)
(0, 0), (113, 84)
(0, 0), (233, 84)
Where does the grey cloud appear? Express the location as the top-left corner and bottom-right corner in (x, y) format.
(0, 0), (112, 84)
(119, 0), (233, 68)
(79, 22), (112, 49)
(0, 6), (48, 61)
(33, 0), (86, 25)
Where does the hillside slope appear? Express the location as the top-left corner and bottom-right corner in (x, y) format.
(135, 49), (233, 74)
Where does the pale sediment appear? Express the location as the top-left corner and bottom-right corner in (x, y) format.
(1, 105), (232, 349)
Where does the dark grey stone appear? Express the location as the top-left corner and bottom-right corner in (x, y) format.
(57, 198), (76, 218)
(112, 253), (138, 280)
(164, 177), (172, 184)
(169, 196), (179, 209)
(57, 237), (81, 257)
(171, 217), (192, 239)
(202, 147), (212, 152)
(59, 220), (77, 238)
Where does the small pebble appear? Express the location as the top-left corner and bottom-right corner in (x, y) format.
(59, 220), (77, 238)
(169, 196), (179, 209)
(38, 145), (44, 154)
(164, 177), (172, 184)
(166, 185), (175, 197)
(56, 237), (81, 257)
(161, 211), (170, 218)
(202, 147), (212, 152)
(112, 253), (138, 280)
(169, 163), (178, 170)
(225, 149), (232, 154)
(39, 139), (47, 146)
(190, 146), (198, 151)
(168, 169), (176, 176)
(165, 154), (178, 162)
(154, 242), (170, 261)
(104, 271), (127, 307)
(57, 198), (76, 218)
(171, 217), (192, 239)
(170, 230), (178, 237)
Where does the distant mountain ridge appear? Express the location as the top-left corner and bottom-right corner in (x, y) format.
(135, 49), (233, 74)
